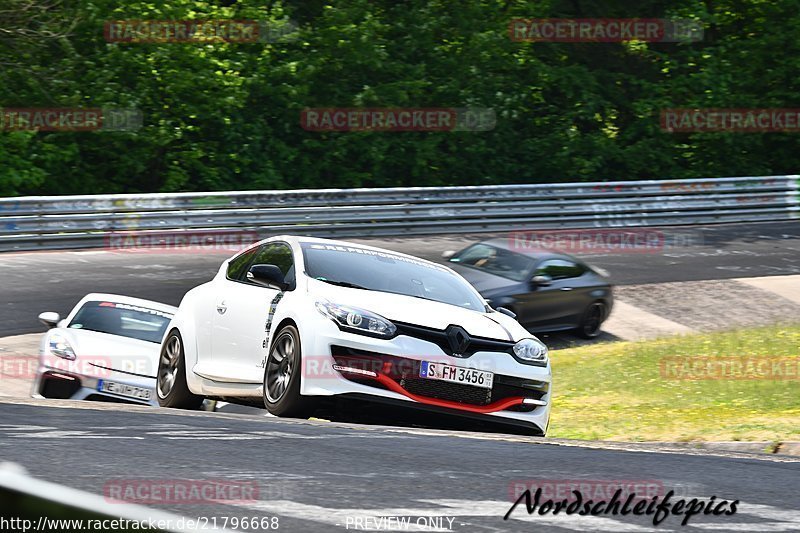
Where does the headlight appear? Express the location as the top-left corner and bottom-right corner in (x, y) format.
(315, 301), (397, 339)
(48, 333), (76, 360)
(513, 338), (548, 366)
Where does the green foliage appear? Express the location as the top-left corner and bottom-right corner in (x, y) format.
(1, 0), (799, 195)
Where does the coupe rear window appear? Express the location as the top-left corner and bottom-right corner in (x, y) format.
(301, 243), (486, 311)
(68, 301), (173, 343)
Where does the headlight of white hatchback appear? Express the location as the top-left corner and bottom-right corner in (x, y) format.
(315, 301), (397, 339)
(513, 337), (548, 366)
(48, 333), (76, 360)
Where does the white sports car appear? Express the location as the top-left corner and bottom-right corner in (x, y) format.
(158, 236), (552, 435)
(33, 294), (176, 406)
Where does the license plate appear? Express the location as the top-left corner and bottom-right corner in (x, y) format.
(97, 379), (152, 401)
(419, 362), (493, 389)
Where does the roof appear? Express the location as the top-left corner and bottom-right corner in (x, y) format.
(272, 235), (445, 269)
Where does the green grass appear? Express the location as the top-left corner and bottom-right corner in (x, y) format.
(549, 324), (800, 442)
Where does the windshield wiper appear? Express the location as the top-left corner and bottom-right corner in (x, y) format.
(316, 278), (369, 290)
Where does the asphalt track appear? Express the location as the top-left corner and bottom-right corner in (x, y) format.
(1, 220), (799, 337)
(2, 399), (800, 533)
(2, 220), (800, 533)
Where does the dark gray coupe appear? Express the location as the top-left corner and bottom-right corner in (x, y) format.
(444, 239), (613, 338)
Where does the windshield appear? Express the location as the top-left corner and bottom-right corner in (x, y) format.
(68, 301), (173, 343)
(449, 243), (536, 282)
(301, 243), (486, 311)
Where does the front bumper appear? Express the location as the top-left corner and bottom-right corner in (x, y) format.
(32, 360), (158, 407)
(301, 319), (552, 434)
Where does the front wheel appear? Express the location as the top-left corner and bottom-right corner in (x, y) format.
(157, 330), (204, 409)
(263, 325), (316, 418)
(576, 302), (606, 339)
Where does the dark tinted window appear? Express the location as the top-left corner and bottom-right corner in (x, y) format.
(249, 243), (295, 286)
(535, 259), (585, 280)
(449, 243), (535, 282)
(68, 301), (173, 343)
(226, 248), (258, 281)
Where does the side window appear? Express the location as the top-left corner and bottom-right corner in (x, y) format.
(226, 248), (258, 281)
(248, 243), (295, 286)
(535, 259), (585, 280)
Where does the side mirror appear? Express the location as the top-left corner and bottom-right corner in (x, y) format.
(496, 307), (517, 319)
(442, 250), (456, 260)
(531, 274), (553, 287)
(38, 312), (60, 329)
(247, 264), (289, 291)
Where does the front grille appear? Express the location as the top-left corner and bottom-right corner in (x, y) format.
(331, 346), (547, 410)
(400, 377), (491, 405)
(394, 322), (515, 358)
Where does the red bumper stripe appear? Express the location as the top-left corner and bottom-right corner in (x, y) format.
(374, 373), (527, 414)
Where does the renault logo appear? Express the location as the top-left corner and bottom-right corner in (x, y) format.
(445, 325), (471, 356)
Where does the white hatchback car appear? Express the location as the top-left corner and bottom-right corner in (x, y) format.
(33, 294), (176, 406)
(158, 236), (552, 435)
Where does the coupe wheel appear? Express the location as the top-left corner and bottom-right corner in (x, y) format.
(157, 330), (204, 409)
(263, 325), (316, 418)
(577, 302), (606, 339)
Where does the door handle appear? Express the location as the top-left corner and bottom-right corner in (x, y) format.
(560, 287), (573, 291)
(216, 301), (227, 314)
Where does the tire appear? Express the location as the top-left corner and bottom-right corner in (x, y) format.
(157, 330), (204, 409)
(263, 325), (316, 418)
(576, 302), (606, 339)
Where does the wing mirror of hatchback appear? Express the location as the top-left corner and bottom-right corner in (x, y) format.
(247, 264), (289, 291)
(442, 250), (456, 260)
(531, 274), (553, 287)
(38, 312), (60, 329)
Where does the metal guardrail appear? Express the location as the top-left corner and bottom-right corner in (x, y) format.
(0, 176), (797, 251)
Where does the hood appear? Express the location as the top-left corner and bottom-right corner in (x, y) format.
(310, 281), (514, 340)
(47, 328), (160, 378)
(448, 264), (520, 294)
